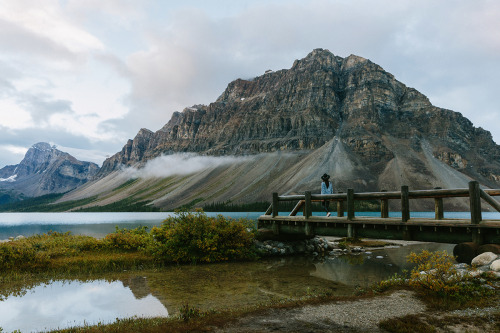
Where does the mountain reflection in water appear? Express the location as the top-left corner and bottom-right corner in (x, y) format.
(0, 279), (168, 333)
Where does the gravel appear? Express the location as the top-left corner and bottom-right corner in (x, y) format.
(216, 290), (427, 332)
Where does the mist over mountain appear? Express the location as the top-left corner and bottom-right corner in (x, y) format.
(0, 142), (100, 198)
(61, 49), (500, 211)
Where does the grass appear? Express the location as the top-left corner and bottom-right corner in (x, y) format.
(0, 231), (157, 277)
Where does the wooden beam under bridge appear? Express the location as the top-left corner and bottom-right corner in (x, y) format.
(257, 215), (500, 244)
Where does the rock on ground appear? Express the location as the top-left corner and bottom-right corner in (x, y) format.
(471, 252), (499, 267)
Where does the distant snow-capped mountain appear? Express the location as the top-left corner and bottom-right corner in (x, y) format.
(0, 142), (100, 198)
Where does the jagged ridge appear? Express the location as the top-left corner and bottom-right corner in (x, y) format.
(98, 49), (500, 191)
(0, 142), (100, 197)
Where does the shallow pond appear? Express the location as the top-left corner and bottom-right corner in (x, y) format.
(0, 242), (454, 332)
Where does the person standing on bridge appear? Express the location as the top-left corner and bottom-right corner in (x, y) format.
(321, 173), (333, 217)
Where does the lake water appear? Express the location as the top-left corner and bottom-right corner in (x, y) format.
(1, 211), (499, 240)
(0, 242), (454, 332)
(0, 211), (488, 332)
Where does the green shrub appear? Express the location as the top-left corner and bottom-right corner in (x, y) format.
(406, 250), (460, 295)
(148, 210), (257, 263)
(104, 226), (151, 251)
(374, 250), (496, 307)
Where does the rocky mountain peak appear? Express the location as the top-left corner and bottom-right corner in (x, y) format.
(98, 49), (500, 194)
(0, 142), (100, 198)
(342, 54), (369, 70)
(31, 142), (54, 151)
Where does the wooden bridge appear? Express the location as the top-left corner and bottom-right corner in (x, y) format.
(258, 181), (500, 245)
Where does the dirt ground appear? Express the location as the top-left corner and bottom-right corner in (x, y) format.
(213, 290), (499, 333)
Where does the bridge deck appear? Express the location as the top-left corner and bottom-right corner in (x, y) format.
(257, 215), (500, 244)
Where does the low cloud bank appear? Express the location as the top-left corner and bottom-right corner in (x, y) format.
(123, 153), (250, 179)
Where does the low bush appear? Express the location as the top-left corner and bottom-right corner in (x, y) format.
(148, 210), (258, 263)
(373, 250), (497, 309)
(103, 226), (150, 251)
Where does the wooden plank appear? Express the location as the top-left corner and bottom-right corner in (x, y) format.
(265, 204), (272, 215)
(257, 215), (500, 227)
(408, 188), (469, 198)
(484, 189), (500, 196)
(480, 189), (500, 212)
(311, 193), (346, 200)
(354, 191), (400, 200)
(278, 195), (304, 201)
(289, 200), (305, 216)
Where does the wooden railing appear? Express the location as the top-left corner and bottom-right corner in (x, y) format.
(265, 181), (500, 224)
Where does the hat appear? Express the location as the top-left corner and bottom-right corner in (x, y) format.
(321, 173), (330, 181)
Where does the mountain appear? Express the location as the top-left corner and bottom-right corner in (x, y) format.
(0, 142), (100, 198)
(60, 49), (500, 211)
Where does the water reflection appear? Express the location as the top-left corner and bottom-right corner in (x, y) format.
(0, 242), (455, 332)
(0, 280), (168, 333)
(312, 243), (455, 287)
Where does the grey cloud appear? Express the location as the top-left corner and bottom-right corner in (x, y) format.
(0, 125), (116, 166)
(2, 0), (499, 169)
(19, 93), (74, 123)
(0, 18), (79, 63)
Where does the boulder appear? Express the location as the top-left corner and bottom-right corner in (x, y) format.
(490, 259), (500, 272)
(471, 252), (498, 267)
(477, 244), (500, 255)
(453, 242), (479, 264)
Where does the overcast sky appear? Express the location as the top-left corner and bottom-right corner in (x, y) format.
(0, 0), (499, 167)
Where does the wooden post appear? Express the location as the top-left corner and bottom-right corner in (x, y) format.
(401, 185), (410, 222)
(337, 191), (344, 217)
(305, 222), (313, 236)
(380, 189), (389, 218)
(469, 181), (483, 245)
(347, 189), (355, 220)
(469, 181), (482, 224)
(347, 224), (357, 239)
(304, 191), (312, 219)
(434, 187), (444, 220)
(272, 221), (279, 235)
(272, 192), (279, 218)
